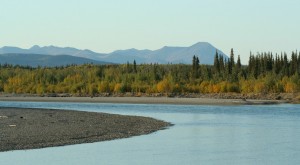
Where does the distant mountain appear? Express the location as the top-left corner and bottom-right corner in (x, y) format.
(102, 42), (228, 64)
(28, 45), (106, 60)
(0, 46), (29, 54)
(0, 42), (228, 64)
(0, 53), (110, 67)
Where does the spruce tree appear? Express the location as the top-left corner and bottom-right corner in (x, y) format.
(236, 55), (241, 70)
(133, 60), (137, 73)
(195, 57), (200, 78)
(126, 61), (131, 73)
(229, 48), (235, 74)
(274, 54), (280, 74)
(291, 51), (298, 75)
(219, 55), (225, 73)
(254, 57), (259, 79)
(192, 55), (196, 78)
(248, 52), (254, 74)
(214, 50), (220, 73)
(283, 53), (289, 76)
(191, 55), (200, 78)
(192, 55), (196, 72)
(298, 51), (300, 74)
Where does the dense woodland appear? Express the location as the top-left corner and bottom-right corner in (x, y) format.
(0, 49), (300, 96)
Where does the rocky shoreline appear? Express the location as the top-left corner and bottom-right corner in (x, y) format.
(0, 95), (295, 105)
(0, 107), (171, 152)
(0, 92), (299, 104)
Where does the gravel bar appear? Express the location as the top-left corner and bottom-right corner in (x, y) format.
(0, 107), (171, 152)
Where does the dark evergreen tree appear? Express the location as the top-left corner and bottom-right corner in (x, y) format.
(228, 48), (235, 74)
(192, 55), (196, 78)
(298, 51), (300, 74)
(283, 53), (289, 76)
(219, 55), (225, 73)
(191, 55), (200, 78)
(236, 55), (241, 70)
(133, 60), (137, 73)
(248, 52), (254, 74)
(290, 51), (298, 75)
(224, 58), (229, 76)
(253, 56), (259, 79)
(192, 55), (196, 72)
(266, 52), (273, 72)
(273, 54), (281, 74)
(214, 50), (220, 73)
(126, 61), (131, 73)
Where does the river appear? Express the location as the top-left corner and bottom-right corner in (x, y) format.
(0, 101), (299, 165)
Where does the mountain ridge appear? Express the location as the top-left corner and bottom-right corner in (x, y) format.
(0, 42), (228, 65)
(0, 53), (111, 67)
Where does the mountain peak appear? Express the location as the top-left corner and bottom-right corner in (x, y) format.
(191, 42), (212, 47)
(45, 45), (57, 48)
(30, 45), (41, 50)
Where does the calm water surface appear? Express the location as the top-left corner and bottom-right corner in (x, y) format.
(0, 101), (300, 165)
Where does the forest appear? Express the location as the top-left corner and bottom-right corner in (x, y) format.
(0, 49), (299, 96)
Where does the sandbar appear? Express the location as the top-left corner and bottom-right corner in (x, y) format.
(0, 107), (171, 152)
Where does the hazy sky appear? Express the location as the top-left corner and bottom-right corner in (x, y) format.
(1, 0), (299, 63)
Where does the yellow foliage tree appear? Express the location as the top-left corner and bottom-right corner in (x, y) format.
(284, 82), (297, 93)
(114, 83), (122, 93)
(157, 78), (172, 93)
(253, 82), (266, 93)
(98, 81), (110, 93)
(199, 81), (210, 93)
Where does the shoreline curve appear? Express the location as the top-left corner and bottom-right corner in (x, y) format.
(0, 107), (171, 152)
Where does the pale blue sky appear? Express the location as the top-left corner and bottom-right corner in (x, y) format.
(1, 0), (299, 63)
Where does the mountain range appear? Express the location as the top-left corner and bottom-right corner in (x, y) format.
(0, 54), (110, 67)
(0, 42), (228, 66)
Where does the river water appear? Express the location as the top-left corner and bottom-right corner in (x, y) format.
(0, 101), (299, 165)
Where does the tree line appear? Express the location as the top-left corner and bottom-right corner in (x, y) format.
(0, 49), (299, 95)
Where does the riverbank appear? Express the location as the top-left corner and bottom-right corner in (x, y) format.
(0, 95), (292, 105)
(0, 107), (171, 152)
